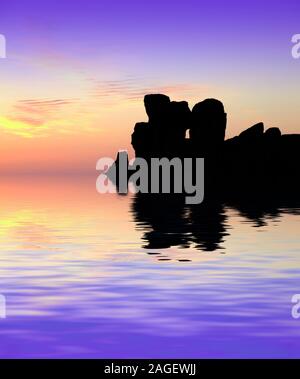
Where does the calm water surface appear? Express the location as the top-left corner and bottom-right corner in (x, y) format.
(0, 177), (299, 358)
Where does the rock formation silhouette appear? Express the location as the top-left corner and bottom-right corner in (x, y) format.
(125, 94), (300, 254)
(130, 94), (300, 193)
(132, 94), (192, 157)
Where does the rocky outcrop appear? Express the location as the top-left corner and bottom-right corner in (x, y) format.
(132, 94), (191, 157)
(129, 93), (300, 190)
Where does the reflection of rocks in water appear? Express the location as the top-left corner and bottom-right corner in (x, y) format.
(131, 194), (228, 254)
(131, 193), (300, 260)
(131, 194), (189, 250)
(230, 195), (300, 228)
(189, 202), (228, 252)
(231, 200), (281, 228)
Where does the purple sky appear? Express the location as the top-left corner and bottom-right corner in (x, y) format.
(0, 0), (299, 172)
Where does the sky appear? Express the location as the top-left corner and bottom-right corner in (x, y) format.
(0, 0), (299, 174)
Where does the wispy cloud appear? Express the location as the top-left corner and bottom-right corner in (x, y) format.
(0, 79), (212, 138)
(90, 77), (211, 103)
(14, 98), (78, 116)
(0, 115), (49, 138)
(0, 98), (79, 137)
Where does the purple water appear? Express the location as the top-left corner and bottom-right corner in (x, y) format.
(0, 177), (299, 358)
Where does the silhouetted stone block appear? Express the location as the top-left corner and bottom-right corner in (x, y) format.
(144, 94), (170, 124)
(239, 122), (264, 142)
(190, 99), (227, 153)
(264, 127), (281, 139)
(131, 122), (150, 158)
(167, 101), (191, 154)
